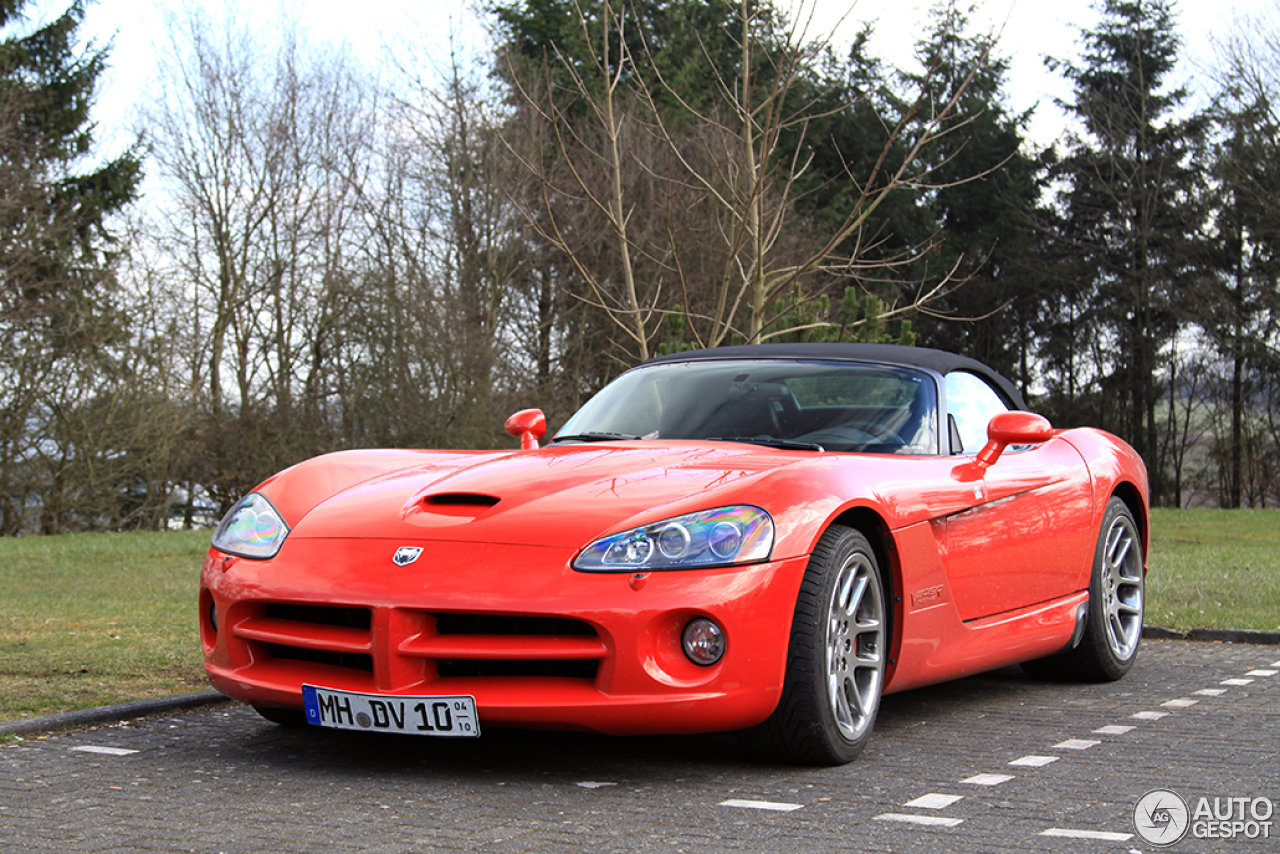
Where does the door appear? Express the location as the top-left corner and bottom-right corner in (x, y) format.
(945, 438), (1094, 621)
(939, 371), (1095, 621)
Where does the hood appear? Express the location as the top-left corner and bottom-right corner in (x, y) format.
(288, 441), (805, 548)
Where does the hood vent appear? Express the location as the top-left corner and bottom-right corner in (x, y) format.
(423, 493), (500, 508)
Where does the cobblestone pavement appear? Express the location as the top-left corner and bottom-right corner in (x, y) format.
(2, 639), (1277, 854)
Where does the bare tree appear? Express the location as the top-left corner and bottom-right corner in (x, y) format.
(501, 1), (665, 362)
(142, 3), (377, 509)
(500, 0), (985, 365)
(366, 32), (534, 445)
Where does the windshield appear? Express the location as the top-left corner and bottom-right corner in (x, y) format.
(555, 359), (938, 454)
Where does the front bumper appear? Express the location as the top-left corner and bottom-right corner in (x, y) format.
(201, 537), (808, 735)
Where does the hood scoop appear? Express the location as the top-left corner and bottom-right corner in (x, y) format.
(423, 492), (500, 509)
(402, 492), (502, 527)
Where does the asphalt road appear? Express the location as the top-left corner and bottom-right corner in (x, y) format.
(2, 639), (1277, 853)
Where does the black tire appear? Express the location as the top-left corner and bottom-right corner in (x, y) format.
(746, 525), (887, 765)
(252, 705), (309, 727)
(1022, 497), (1144, 682)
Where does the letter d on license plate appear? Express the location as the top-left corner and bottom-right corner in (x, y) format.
(302, 686), (480, 737)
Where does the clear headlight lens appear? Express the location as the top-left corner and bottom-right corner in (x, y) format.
(211, 493), (290, 559)
(573, 506), (773, 572)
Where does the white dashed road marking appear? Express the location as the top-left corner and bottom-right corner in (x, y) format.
(1162, 698), (1198, 708)
(70, 745), (138, 756)
(1093, 724), (1135, 734)
(719, 799), (803, 812)
(903, 793), (964, 809)
(1053, 738), (1100, 750)
(1131, 710), (1169, 720)
(961, 773), (1014, 786)
(1009, 755), (1058, 767)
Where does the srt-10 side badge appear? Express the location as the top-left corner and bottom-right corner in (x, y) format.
(911, 585), (945, 606)
(392, 546), (424, 567)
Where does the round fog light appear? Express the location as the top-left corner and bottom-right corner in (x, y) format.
(682, 618), (725, 666)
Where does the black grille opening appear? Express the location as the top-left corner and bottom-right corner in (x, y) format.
(436, 659), (599, 678)
(266, 647), (373, 676)
(433, 613), (596, 637)
(267, 644), (374, 672)
(265, 603), (372, 630)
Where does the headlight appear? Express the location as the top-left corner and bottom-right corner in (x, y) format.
(573, 506), (773, 572)
(211, 493), (290, 559)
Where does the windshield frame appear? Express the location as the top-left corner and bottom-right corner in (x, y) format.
(554, 358), (942, 455)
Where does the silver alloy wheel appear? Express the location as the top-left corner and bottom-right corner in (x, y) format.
(1102, 511), (1144, 660)
(827, 553), (885, 740)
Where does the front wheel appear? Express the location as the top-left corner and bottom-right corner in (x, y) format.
(746, 525), (887, 765)
(1023, 497), (1144, 682)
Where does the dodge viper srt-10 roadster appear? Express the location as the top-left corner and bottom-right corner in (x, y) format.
(201, 343), (1149, 765)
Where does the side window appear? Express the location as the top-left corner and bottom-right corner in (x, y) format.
(945, 371), (1010, 454)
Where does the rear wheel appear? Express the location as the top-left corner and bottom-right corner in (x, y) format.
(747, 525), (887, 765)
(1023, 497), (1144, 681)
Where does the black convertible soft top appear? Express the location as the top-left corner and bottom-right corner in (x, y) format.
(643, 343), (1028, 411)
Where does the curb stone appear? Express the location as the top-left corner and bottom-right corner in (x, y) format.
(0, 690), (230, 737)
(1143, 624), (1280, 644)
(2, 626), (1277, 737)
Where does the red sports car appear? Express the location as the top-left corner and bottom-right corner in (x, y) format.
(200, 343), (1148, 764)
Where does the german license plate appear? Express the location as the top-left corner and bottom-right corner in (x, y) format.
(302, 685), (480, 737)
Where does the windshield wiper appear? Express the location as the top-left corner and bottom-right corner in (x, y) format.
(552, 432), (644, 443)
(707, 437), (825, 452)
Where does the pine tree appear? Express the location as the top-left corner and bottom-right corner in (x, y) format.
(903, 1), (1050, 392)
(1202, 89), (1280, 506)
(0, 0), (142, 534)
(0, 0), (141, 326)
(1048, 0), (1205, 504)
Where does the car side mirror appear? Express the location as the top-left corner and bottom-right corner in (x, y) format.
(505, 409), (547, 451)
(975, 411), (1054, 467)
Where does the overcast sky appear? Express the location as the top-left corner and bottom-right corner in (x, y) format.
(19, 0), (1279, 153)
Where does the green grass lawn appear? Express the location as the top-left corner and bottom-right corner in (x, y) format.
(1, 508), (1277, 721)
(1146, 507), (1280, 633)
(0, 530), (209, 720)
